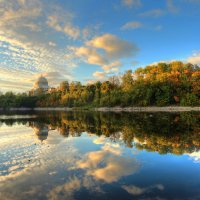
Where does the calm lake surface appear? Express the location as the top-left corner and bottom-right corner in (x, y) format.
(0, 111), (200, 200)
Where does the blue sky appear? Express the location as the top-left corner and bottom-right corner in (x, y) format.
(0, 0), (200, 92)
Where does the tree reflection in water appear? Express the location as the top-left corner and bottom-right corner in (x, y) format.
(1, 111), (199, 155)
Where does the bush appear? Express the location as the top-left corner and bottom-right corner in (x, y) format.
(180, 93), (198, 106)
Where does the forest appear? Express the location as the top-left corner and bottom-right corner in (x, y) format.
(0, 61), (199, 108)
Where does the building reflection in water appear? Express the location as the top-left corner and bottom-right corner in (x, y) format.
(30, 122), (49, 142)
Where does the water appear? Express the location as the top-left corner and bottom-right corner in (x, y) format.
(0, 111), (200, 200)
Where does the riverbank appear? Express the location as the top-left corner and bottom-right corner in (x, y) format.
(94, 106), (200, 112)
(1, 106), (200, 112)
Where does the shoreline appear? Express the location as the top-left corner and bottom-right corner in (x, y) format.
(94, 106), (200, 112)
(0, 106), (200, 112)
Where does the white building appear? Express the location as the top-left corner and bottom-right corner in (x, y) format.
(29, 76), (49, 95)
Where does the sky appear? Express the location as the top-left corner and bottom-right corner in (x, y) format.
(0, 0), (200, 92)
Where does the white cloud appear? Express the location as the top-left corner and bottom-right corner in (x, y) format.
(45, 8), (98, 41)
(0, 36), (75, 92)
(0, 123), (140, 200)
(73, 46), (107, 66)
(148, 60), (177, 66)
(70, 34), (138, 80)
(86, 34), (138, 59)
(93, 71), (107, 80)
(93, 137), (122, 155)
(85, 79), (98, 85)
(187, 52), (200, 65)
(92, 61), (121, 81)
(74, 139), (140, 183)
(102, 61), (121, 73)
(93, 137), (107, 144)
(0, 1), (139, 91)
(0, 1), (41, 21)
(46, 15), (62, 32)
(101, 143), (121, 155)
(121, 21), (143, 30)
(43, 71), (73, 87)
(63, 24), (80, 40)
(76, 150), (139, 183)
(23, 23), (41, 31)
(188, 151), (200, 163)
(46, 15), (81, 40)
(122, 184), (164, 196)
(0, 0), (78, 92)
(0, 124), (82, 200)
(47, 176), (81, 200)
(48, 41), (56, 47)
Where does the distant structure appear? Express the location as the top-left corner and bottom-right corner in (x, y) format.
(34, 76), (49, 91)
(29, 75), (49, 96)
(33, 123), (49, 141)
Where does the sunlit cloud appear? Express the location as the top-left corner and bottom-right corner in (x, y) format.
(0, 0), (79, 92)
(72, 46), (107, 66)
(0, 0), (199, 92)
(102, 61), (121, 73)
(47, 176), (81, 200)
(86, 34), (138, 59)
(47, 136), (138, 199)
(188, 151), (200, 163)
(46, 14), (81, 40)
(187, 52), (200, 65)
(93, 71), (107, 80)
(76, 150), (139, 183)
(0, 128), (139, 199)
(122, 184), (164, 196)
(47, 175), (104, 200)
(101, 142), (122, 155)
(93, 137), (107, 145)
(70, 33), (138, 80)
(74, 138), (140, 183)
(0, 0), (42, 28)
(0, 125), (80, 199)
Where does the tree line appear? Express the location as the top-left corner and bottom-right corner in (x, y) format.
(0, 61), (199, 108)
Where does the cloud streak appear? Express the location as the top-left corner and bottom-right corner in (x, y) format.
(0, 0), (81, 92)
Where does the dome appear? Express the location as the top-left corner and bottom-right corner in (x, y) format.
(34, 76), (49, 90)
